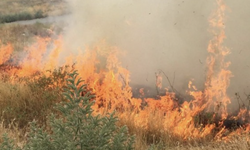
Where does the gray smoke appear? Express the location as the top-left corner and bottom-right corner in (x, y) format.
(62, 0), (250, 107)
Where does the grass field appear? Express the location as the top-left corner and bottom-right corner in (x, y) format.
(0, 34), (249, 149)
(0, 0), (250, 150)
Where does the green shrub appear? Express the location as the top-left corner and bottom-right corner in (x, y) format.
(0, 12), (33, 23)
(17, 12), (33, 21)
(0, 10), (47, 23)
(1, 70), (135, 150)
(0, 133), (22, 150)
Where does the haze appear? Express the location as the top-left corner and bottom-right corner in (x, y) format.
(63, 0), (250, 103)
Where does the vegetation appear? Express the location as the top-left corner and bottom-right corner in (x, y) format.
(0, 71), (135, 150)
(0, 0), (68, 23)
(0, 23), (63, 53)
(0, 67), (67, 128)
(0, 1), (250, 149)
(0, 10), (46, 23)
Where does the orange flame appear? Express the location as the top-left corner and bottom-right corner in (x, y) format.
(204, 0), (232, 120)
(0, 0), (248, 143)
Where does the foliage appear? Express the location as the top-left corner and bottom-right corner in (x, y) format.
(0, 10), (46, 23)
(0, 133), (20, 150)
(0, 12), (32, 23)
(1, 70), (135, 149)
(28, 66), (68, 90)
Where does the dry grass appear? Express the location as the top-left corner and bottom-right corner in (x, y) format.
(0, 3), (249, 148)
(0, 67), (67, 148)
(0, 74), (64, 128)
(117, 110), (201, 149)
(116, 101), (250, 149)
(117, 109), (250, 149)
(0, 68), (249, 149)
(166, 135), (250, 150)
(0, 23), (63, 54)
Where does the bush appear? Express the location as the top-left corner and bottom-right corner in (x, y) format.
(0, 12), (33, 23)
(0, 133), (20, 150)
(0, 70), (135, 150)
(0, 10), (47, 23)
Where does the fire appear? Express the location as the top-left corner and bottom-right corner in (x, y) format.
(204, 0), (232, 120)
(0, 0), (249, 144)
(1, 36), (217, 140)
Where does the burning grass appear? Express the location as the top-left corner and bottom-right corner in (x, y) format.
(0, 70), (67, 128)
(0, 36), (249, 149)
(0, 0), (250, 149)
(0, 23), (63, 52)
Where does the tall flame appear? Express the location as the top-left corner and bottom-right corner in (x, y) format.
(0, 0), (248, 144)
(204, 0), (232, 120)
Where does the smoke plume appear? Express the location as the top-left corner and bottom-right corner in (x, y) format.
(62, 0), (250, 105)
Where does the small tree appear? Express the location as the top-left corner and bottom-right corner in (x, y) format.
(1, 70), (135, 150)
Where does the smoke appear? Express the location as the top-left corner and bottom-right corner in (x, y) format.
(62, 0), (250, 102)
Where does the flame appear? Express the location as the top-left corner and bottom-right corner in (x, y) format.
(0, 0), (248, 144)
(204, 0), (232, 120)
(0, 37), (216, 140)
(16, 38), (49, 77)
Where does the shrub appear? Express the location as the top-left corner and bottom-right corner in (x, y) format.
(0, 12), (33, 23)
(0, 133), (20, 150)
(0, 10), (47, 23)
(1, 70), (135, 150)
